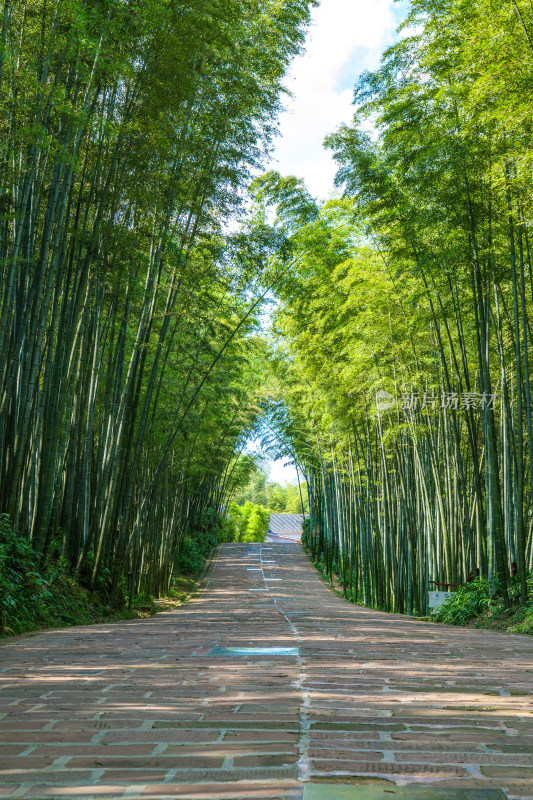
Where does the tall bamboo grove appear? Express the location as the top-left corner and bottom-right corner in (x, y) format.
(0, 0), (313, 603)
(260, 0), (533, 613)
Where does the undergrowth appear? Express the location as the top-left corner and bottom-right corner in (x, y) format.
(0, 511), (222, 638)
(432, 573), (533, 635)
(176, 508), (230, 575)
(0, 515), (130, 636)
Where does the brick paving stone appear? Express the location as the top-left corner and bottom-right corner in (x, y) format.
(233, 754), (299, 767)
(140, 783), (302, 799)
(482, 767), (533, 778)
(309, 732), (381, 741)
(394, 751), (533, 765)
(48, 720), (148, 730)
(20, 784), (128, 797)
(223, 731), (299, 742)
(1, 542), (532, 798)
(99, 729), (220, 743)
(67, 755), (226, 769)
(0, 745), (28, 756)
(163, 743), (299, 755)
(30, 745), (157, 756)
(308, 750), (385, 761)
(0, 731), (97, 743)
(1, 771), (98, 783)
(308, 762), (468, 777)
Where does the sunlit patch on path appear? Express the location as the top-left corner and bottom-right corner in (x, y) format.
(0, 543), (532, 799)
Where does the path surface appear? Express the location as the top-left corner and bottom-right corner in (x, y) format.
(1, 543), (532, 800)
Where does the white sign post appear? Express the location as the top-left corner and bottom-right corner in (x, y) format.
(428, 590), (453, 612)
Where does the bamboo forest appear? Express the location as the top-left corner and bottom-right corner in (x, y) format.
(2, 0), (533, 636)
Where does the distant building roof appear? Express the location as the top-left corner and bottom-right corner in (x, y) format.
(268, 513), (304, 534)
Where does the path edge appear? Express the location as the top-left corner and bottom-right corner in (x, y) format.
(0, 545), (221, 645)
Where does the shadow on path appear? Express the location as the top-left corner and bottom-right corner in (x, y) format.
(0, 543), (532, 799)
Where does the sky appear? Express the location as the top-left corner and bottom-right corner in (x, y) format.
(264, 0), (407, 484)
(268, 0), (408, 203)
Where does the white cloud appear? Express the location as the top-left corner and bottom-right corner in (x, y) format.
(249, 3), (405, 474)
(268, 0), (405, 201)
(243, 440), (299, 485)
(269, 458), (299, 485)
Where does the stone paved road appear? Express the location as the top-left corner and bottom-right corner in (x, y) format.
(1, 543), (532, 800)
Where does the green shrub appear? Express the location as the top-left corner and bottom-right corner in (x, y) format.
(241, 504), (270, 542)
(0, 515), (114, 636)
(217, 514), (239, 543)
(176, 536), (208, 575)
(432, 572), (533, 628)
(432, 578), (491, 625)
(228, 501), (270, 542)
(0, 515), (41, 631)
(175, 508), (228, 575)
(0, 510), (229, 637)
